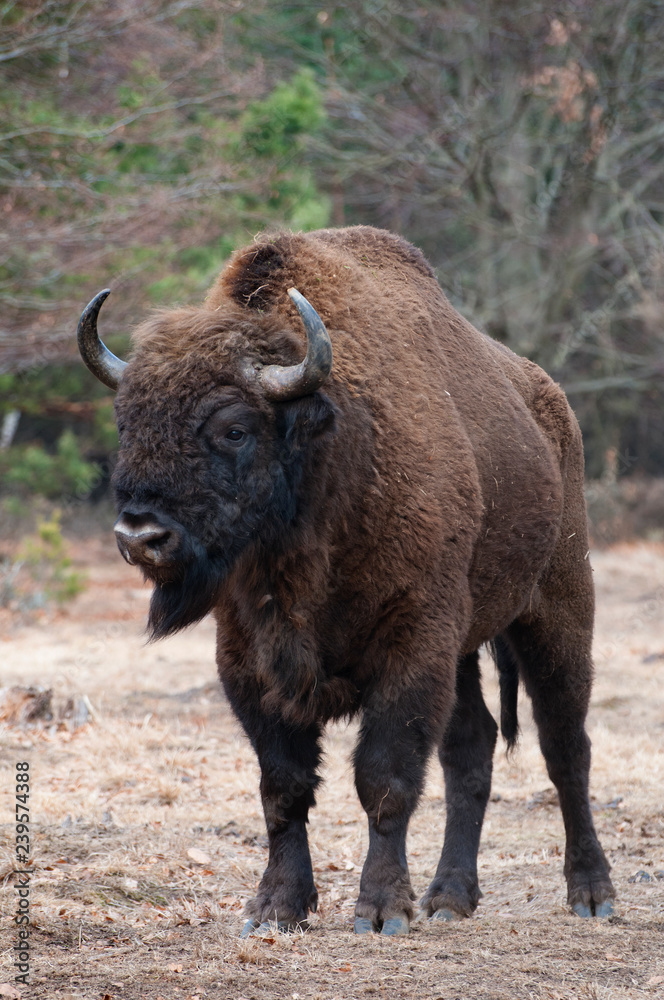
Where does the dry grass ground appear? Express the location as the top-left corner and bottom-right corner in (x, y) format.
(0, 537), (663, 1000)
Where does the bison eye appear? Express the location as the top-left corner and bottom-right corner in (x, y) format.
(225, 428), (246, 443)
(200, 401), (258, 452)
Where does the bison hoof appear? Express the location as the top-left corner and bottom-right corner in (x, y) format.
(354, 917), (374, 934)
(256, 919), (306, 935)
(568, 869), (615, 919)
(380, 916), (409, 936)
(240, 918), (307, 938)
(572, 899), (614, 919)
(354, 915), (410, 935)
(420, 868), (480, 919)
(431, 908), (462, 922)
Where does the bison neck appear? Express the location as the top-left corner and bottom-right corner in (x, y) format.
(213, 538), (364, 726)
(212, 505), (474, 729)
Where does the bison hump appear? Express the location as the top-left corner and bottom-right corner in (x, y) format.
(213, 227), (438, 315)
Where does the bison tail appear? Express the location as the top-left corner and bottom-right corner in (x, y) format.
(490, 636), (520, 752)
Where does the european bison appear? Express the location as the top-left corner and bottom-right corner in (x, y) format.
(77, 226), (615, 936)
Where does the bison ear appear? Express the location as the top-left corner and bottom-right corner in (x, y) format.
(276, 392), (337, 454)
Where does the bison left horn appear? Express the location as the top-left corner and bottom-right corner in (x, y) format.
(77, 288), (128, 390)
(257, 288), (333, 401)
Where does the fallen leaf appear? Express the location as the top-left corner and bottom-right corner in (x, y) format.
(219, 895), (240, 908)
(187, 848), (212, 865)
(605, 953), (624, 962)
(648, 976), (664, 985)
(168, 963), (183, 973)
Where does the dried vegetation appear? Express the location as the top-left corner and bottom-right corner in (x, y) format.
(0, 537), (662, 999)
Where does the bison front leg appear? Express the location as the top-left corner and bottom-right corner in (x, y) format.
(228, 700), (322, 935)
(353, 691), (441, 936)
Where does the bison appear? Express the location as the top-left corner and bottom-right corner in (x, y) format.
(77, 226), (615, 936)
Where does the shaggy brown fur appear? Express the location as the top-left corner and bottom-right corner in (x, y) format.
(108, 225), (614, 934)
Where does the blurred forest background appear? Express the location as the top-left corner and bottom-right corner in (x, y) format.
(1, 0), (664, 548)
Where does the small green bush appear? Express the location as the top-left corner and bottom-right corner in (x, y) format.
(239, 68), (326, 161)
(0, 431), (101, 500)
(17, 510), (86, 605)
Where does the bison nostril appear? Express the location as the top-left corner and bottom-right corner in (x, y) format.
(114, 514), (179, 567)
(144, 529), (170, 550)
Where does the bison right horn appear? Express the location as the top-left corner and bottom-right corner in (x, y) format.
(77, 288), (128, 390)
(257, 287), (333, 401)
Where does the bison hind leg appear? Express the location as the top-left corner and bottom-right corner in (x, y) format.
(504, 607), (615, 917)
(421, 650), (498, 920)
(353, 680), (446, 935)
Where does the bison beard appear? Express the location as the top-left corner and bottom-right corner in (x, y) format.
(142, 529), (227, 640)
(147, 548), (226, 640)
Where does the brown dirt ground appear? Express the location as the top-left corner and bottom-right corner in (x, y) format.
(0, 536), (663, 1000)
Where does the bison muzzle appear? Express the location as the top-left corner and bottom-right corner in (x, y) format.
(77, 226), (615, 936)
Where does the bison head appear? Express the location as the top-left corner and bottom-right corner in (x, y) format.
(77, 288), (335, 640)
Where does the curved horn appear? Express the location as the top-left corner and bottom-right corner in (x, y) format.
(77, 288), (127, 390)
(258, 287), (333, 401)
